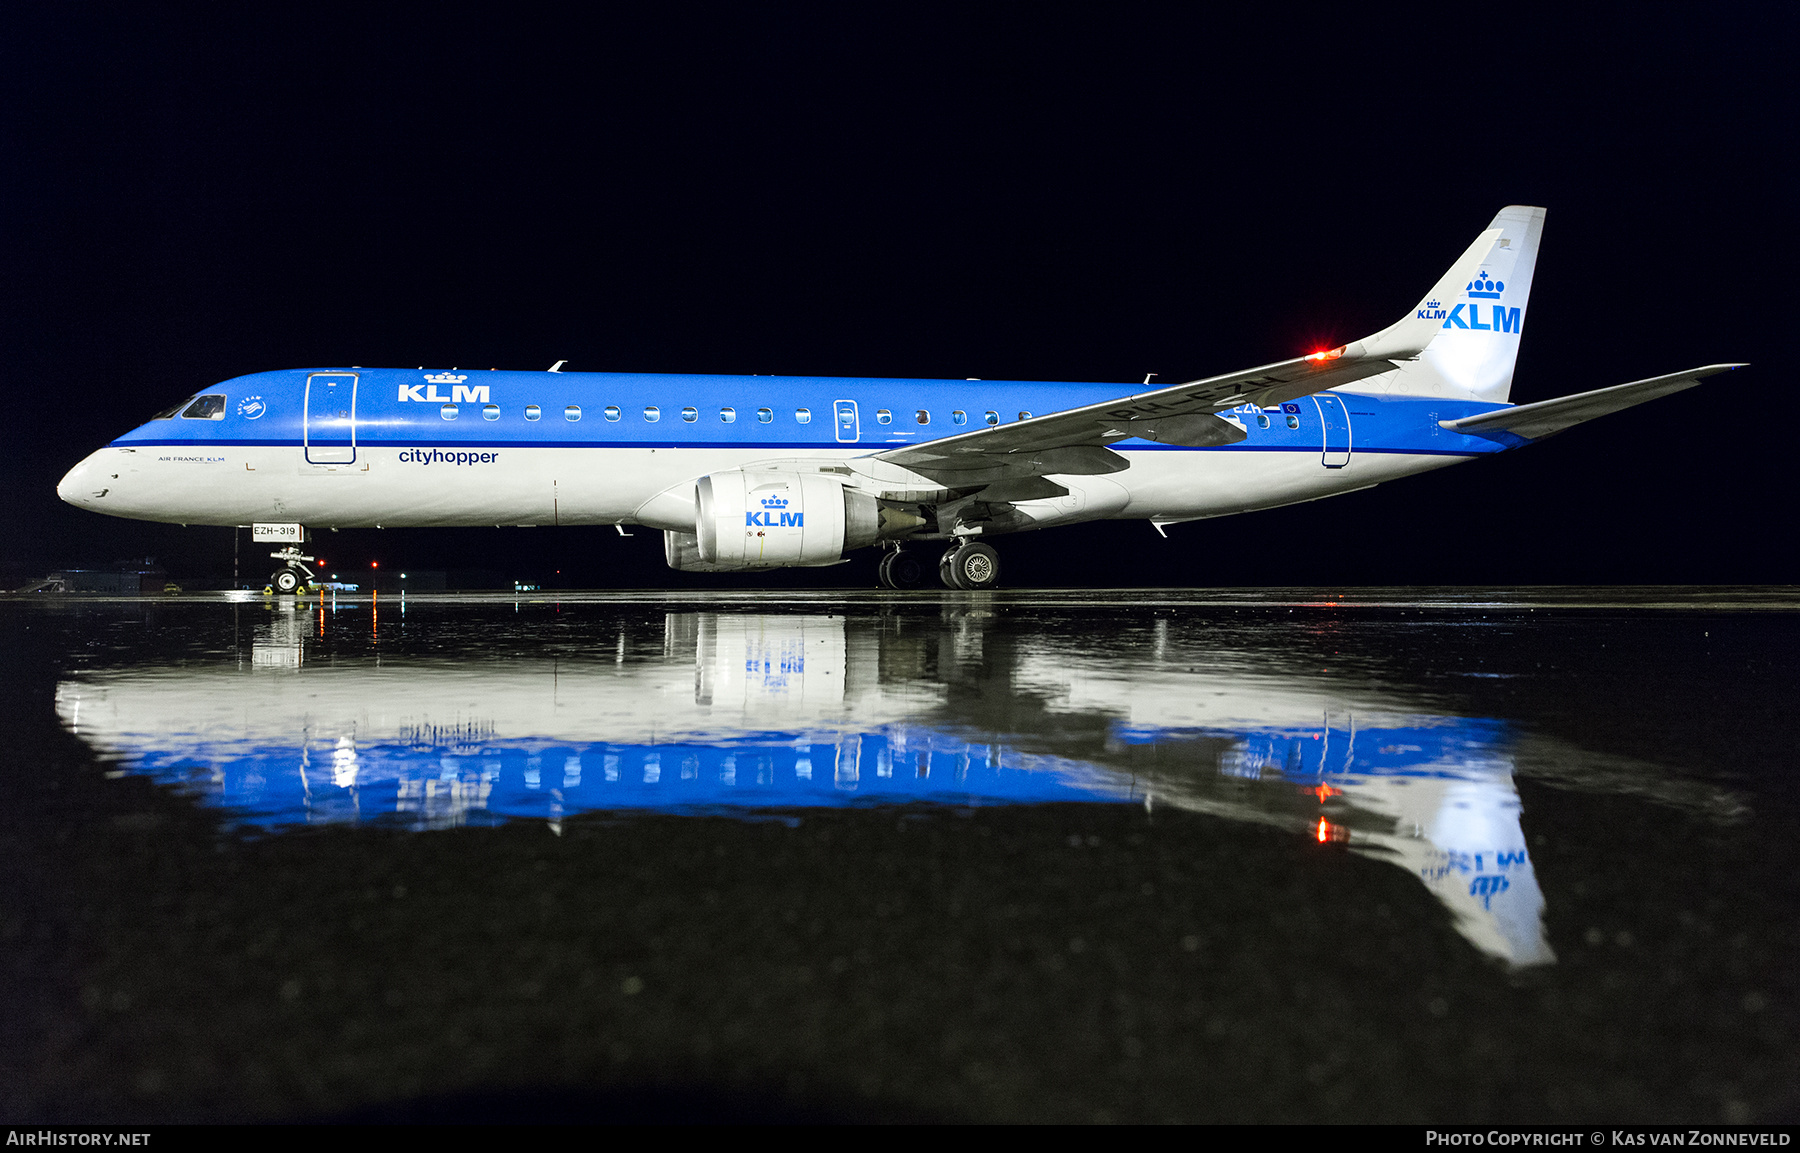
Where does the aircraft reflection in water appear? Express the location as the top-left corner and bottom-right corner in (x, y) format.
(57, 608), (1551, 965)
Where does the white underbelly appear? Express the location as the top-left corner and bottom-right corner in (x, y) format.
(74, 442), (1472, 531)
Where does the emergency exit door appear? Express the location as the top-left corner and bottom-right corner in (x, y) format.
(1312, 393), (1352, 468)
(833, 399), (860, 443)
(305, 373), (358, 464)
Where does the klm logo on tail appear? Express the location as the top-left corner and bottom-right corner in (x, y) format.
(1418, 271), (1522, 334)
(747, 492), (802, 528)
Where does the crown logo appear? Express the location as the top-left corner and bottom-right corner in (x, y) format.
(424, 372), (468, 384)
(1424, 299), (1440, 310)
(1466, 271), (1505, 299)
(760, 494), (789, 509)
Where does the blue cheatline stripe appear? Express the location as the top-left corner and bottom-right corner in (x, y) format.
(112, 437), (1492, 457)
(117, 438), (853, 451)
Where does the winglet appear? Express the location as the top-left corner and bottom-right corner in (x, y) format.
(1345, 228), (1503, 361)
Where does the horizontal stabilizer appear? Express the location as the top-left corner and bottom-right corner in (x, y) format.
(1439, 364), (1746, 441)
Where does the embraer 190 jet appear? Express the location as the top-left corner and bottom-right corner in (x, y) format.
(57, 206), (1742, 590)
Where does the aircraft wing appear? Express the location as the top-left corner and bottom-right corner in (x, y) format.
(1439, 364), (1746, 442)
(875, 225), (1504, 484)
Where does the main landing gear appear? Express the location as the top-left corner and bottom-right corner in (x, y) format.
(939, 540), (1001, 590)
(876, 548), (928, 590)
(878, 542), (1002, 590)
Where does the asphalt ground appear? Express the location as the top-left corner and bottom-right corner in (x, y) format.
(2, 591), (1795, 1123)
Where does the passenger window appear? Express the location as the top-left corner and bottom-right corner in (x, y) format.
(837, 407), (854, 427)
(1286, 414), (1300, 430)
(951, 410), (967, 425)
(442, 404), (459, 420)
(602, 405), (619, 421)
(1257, 414), (1270, 429)
(1017, 411), (1032, 421)
(181, 394), (226, 420)
(915, 409), (930, 425)
(524, 405), (542, 421)
(757, 408), (773, 423)
(984, 410), (999, 426)
(482, 404), (500, 421)
(680, 406), (698, 423)
(644, 406), (660, 422)
(876, 409), (892, 425)
(720, 407), (736, 423)
(565, 404), (581, 422)
(795, 408), (811, 424)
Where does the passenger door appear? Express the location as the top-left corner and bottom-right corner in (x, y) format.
(1312, 393), (1351, 469)
(305, 373), (358, 464)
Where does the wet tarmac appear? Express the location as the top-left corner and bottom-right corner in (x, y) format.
(2, 588), (1796, 1122)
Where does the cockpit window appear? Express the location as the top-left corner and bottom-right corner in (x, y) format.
(181, 394), (227, 420)
(150, 398), (188, 420)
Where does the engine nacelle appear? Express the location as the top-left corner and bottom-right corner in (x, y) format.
(693, 470), (880, 569)
(664, 529), (743, 573)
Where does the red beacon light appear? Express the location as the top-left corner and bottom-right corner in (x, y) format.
(1305, 345), (1347, 363)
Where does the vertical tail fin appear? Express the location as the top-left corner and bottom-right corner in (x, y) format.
(1383, 205), (1546, 402)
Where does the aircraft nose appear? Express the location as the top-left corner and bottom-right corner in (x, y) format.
(58, 454), (102, 506)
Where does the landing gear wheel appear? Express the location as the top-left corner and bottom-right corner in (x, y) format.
(940, 542), (1001, 590)
(878, 550), (927, 590)
(272, 568), (302, 594)
(943, 546), (972, 589)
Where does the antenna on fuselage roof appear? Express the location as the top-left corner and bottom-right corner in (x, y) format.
(548, 360), (567, 373)
(1144, 373), (1157, 384)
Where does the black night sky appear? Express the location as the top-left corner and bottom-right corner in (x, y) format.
(2, 7), (1792, 589)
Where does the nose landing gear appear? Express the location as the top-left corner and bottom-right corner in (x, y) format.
(266, 546), (318, 594)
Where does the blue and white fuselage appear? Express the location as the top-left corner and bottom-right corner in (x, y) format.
(70, 370), (1507, 527)
(55, 205), (1742, 587)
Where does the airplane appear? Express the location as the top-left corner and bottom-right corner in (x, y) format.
(55, 205), (1744, 590)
